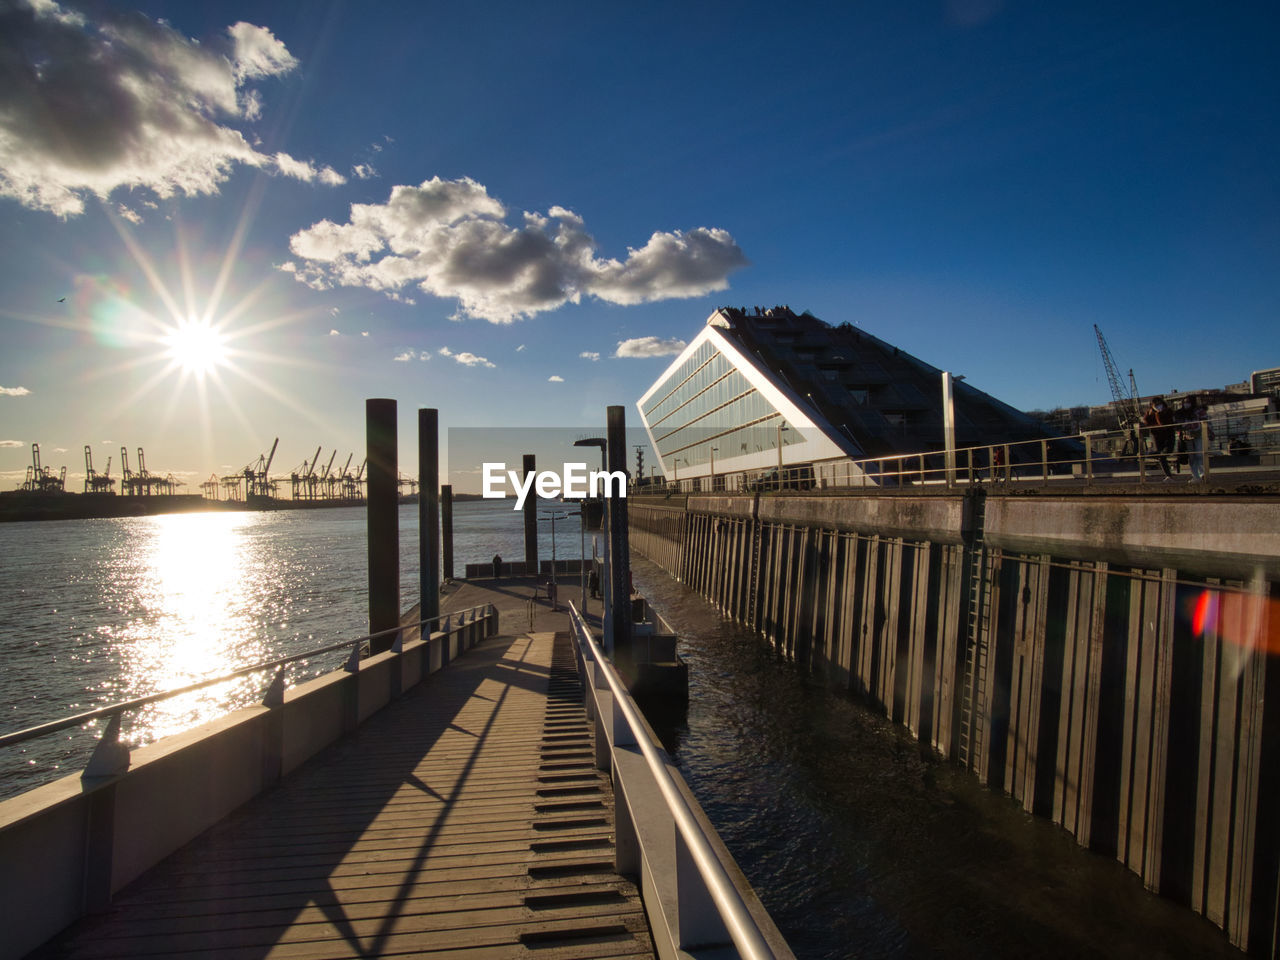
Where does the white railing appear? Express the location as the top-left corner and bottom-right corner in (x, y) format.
(0, 604), (497, 775)
(567, 602), (792, 960)
(642, 410), (1280, 494)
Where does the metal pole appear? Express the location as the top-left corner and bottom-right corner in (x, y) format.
(366, 399), (398, 654)
(522, 453), (538, 574)
(419, 408), (439, 626)
(942, 371), (957, 487)
(607, 406), (634, 679)
(580, 509), (587, 614)
(441, 484), (454, 580)
(550, 513), (558, 610)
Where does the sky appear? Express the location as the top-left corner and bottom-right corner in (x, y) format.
(1, 0), (1277, 493)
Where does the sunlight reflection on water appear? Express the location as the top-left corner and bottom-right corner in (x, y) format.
(0, 499), (578, 798)
(107, 512), (267, 744)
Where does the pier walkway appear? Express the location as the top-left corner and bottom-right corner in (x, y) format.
(32, 581), (654, 960)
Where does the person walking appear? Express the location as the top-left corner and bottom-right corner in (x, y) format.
(1183, 396), (1210, 481)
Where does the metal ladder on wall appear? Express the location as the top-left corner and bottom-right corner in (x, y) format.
(745, 515), (762, 628)
(957, 489), (991, 769)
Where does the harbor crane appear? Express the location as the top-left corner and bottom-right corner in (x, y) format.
(24, 443), (65, 493)
(290, 447), (322, 500)
(342, 458), (366, 500)
(83, 445), (116, 493)
(1093, 324), (1142, 428)
(242, 438), (279, 499)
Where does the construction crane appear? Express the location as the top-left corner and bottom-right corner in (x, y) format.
(201, 474), (220, 500)
(1093, 324), (1142, 428)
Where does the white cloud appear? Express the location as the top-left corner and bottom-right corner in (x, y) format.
(579, 351), (600, 361)
(439, 346), (495, 368)
(285, 176), (748, 323)
(361, 331), (369, 337)
(516, 344), (526, 352)
(274, 153), (346, 186)
(393, 350), (415, 362)
(548, 375), (564, 382)
(0, 385), (32, 396)
(352, 163), (377, 180)
(614, 336), (688, 358)
(0, 440), (23, 447)
(328, 328), (340, 336)
(116, 204), (143, 224)
(0, 2), (341, 216)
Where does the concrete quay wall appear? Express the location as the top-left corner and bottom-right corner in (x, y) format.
(629, 491), (1280, 956)
(0, 610), (493, 960)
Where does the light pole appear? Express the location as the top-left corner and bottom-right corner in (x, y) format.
(538, 510), (578, 612)
(573, 437), (607, 631)
(710, 446), (717, 490)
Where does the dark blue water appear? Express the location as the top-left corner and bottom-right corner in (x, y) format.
(629, 556), (1243, 960)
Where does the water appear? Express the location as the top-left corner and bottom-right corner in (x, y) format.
(0, 498), (589, 799)
(629, 556), (1242, 960)
(0, 505), (1242, 958)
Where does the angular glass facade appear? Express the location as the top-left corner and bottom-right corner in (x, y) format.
(639, 339), (798, 473)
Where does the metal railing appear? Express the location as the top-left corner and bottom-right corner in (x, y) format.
(0, 604), (495, 773)
(646, 409), (1280, 494)
(567, 601), (788, 960)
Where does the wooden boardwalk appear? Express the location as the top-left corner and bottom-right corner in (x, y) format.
(34, 628), (654, 960)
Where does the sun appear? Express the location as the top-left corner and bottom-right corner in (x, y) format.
(163, 317), (229, 378)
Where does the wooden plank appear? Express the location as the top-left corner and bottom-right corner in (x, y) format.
(1072, 563), (1108, 847)
(35, 632), (654, 960)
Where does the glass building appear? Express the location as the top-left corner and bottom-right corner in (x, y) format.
(637, 305), (1059, 483)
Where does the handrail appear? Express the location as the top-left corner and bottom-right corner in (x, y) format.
(646, 408), (1280, 494)
(0, 604), (493, 750)
(567, 601), (779, 960)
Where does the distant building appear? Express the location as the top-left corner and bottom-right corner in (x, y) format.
(1253, 367), (1280, 396)
(636, 305), (1064, 484)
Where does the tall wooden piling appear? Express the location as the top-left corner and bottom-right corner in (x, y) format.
(607, 406), (633, 675)
(366, 398), (398, 653)
(419, 408), (439, 625)
(522, 454), (538, 573)
(441, 484), (454, 581)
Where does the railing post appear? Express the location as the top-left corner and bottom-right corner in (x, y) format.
(82, 712), (129, 914)
(1084, 434), (1093, 484)
(1040, 440), (1049, 482)
(1137, 425), (1147, 483)
(262, 668), (286, 786)
(343, 643), (361, 732)
(1201, 420), (1211, 483)
(676, 824), (730, 949)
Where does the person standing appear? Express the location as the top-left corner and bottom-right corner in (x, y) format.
(1143, 398), (1176, 480)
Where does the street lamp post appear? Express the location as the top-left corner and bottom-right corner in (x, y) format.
(573, 437), (608, 643)
(538, 510), (580, 612)
(709, 446), (717, 490)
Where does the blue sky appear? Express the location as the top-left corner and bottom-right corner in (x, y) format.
(1, 0), (1276, 490)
